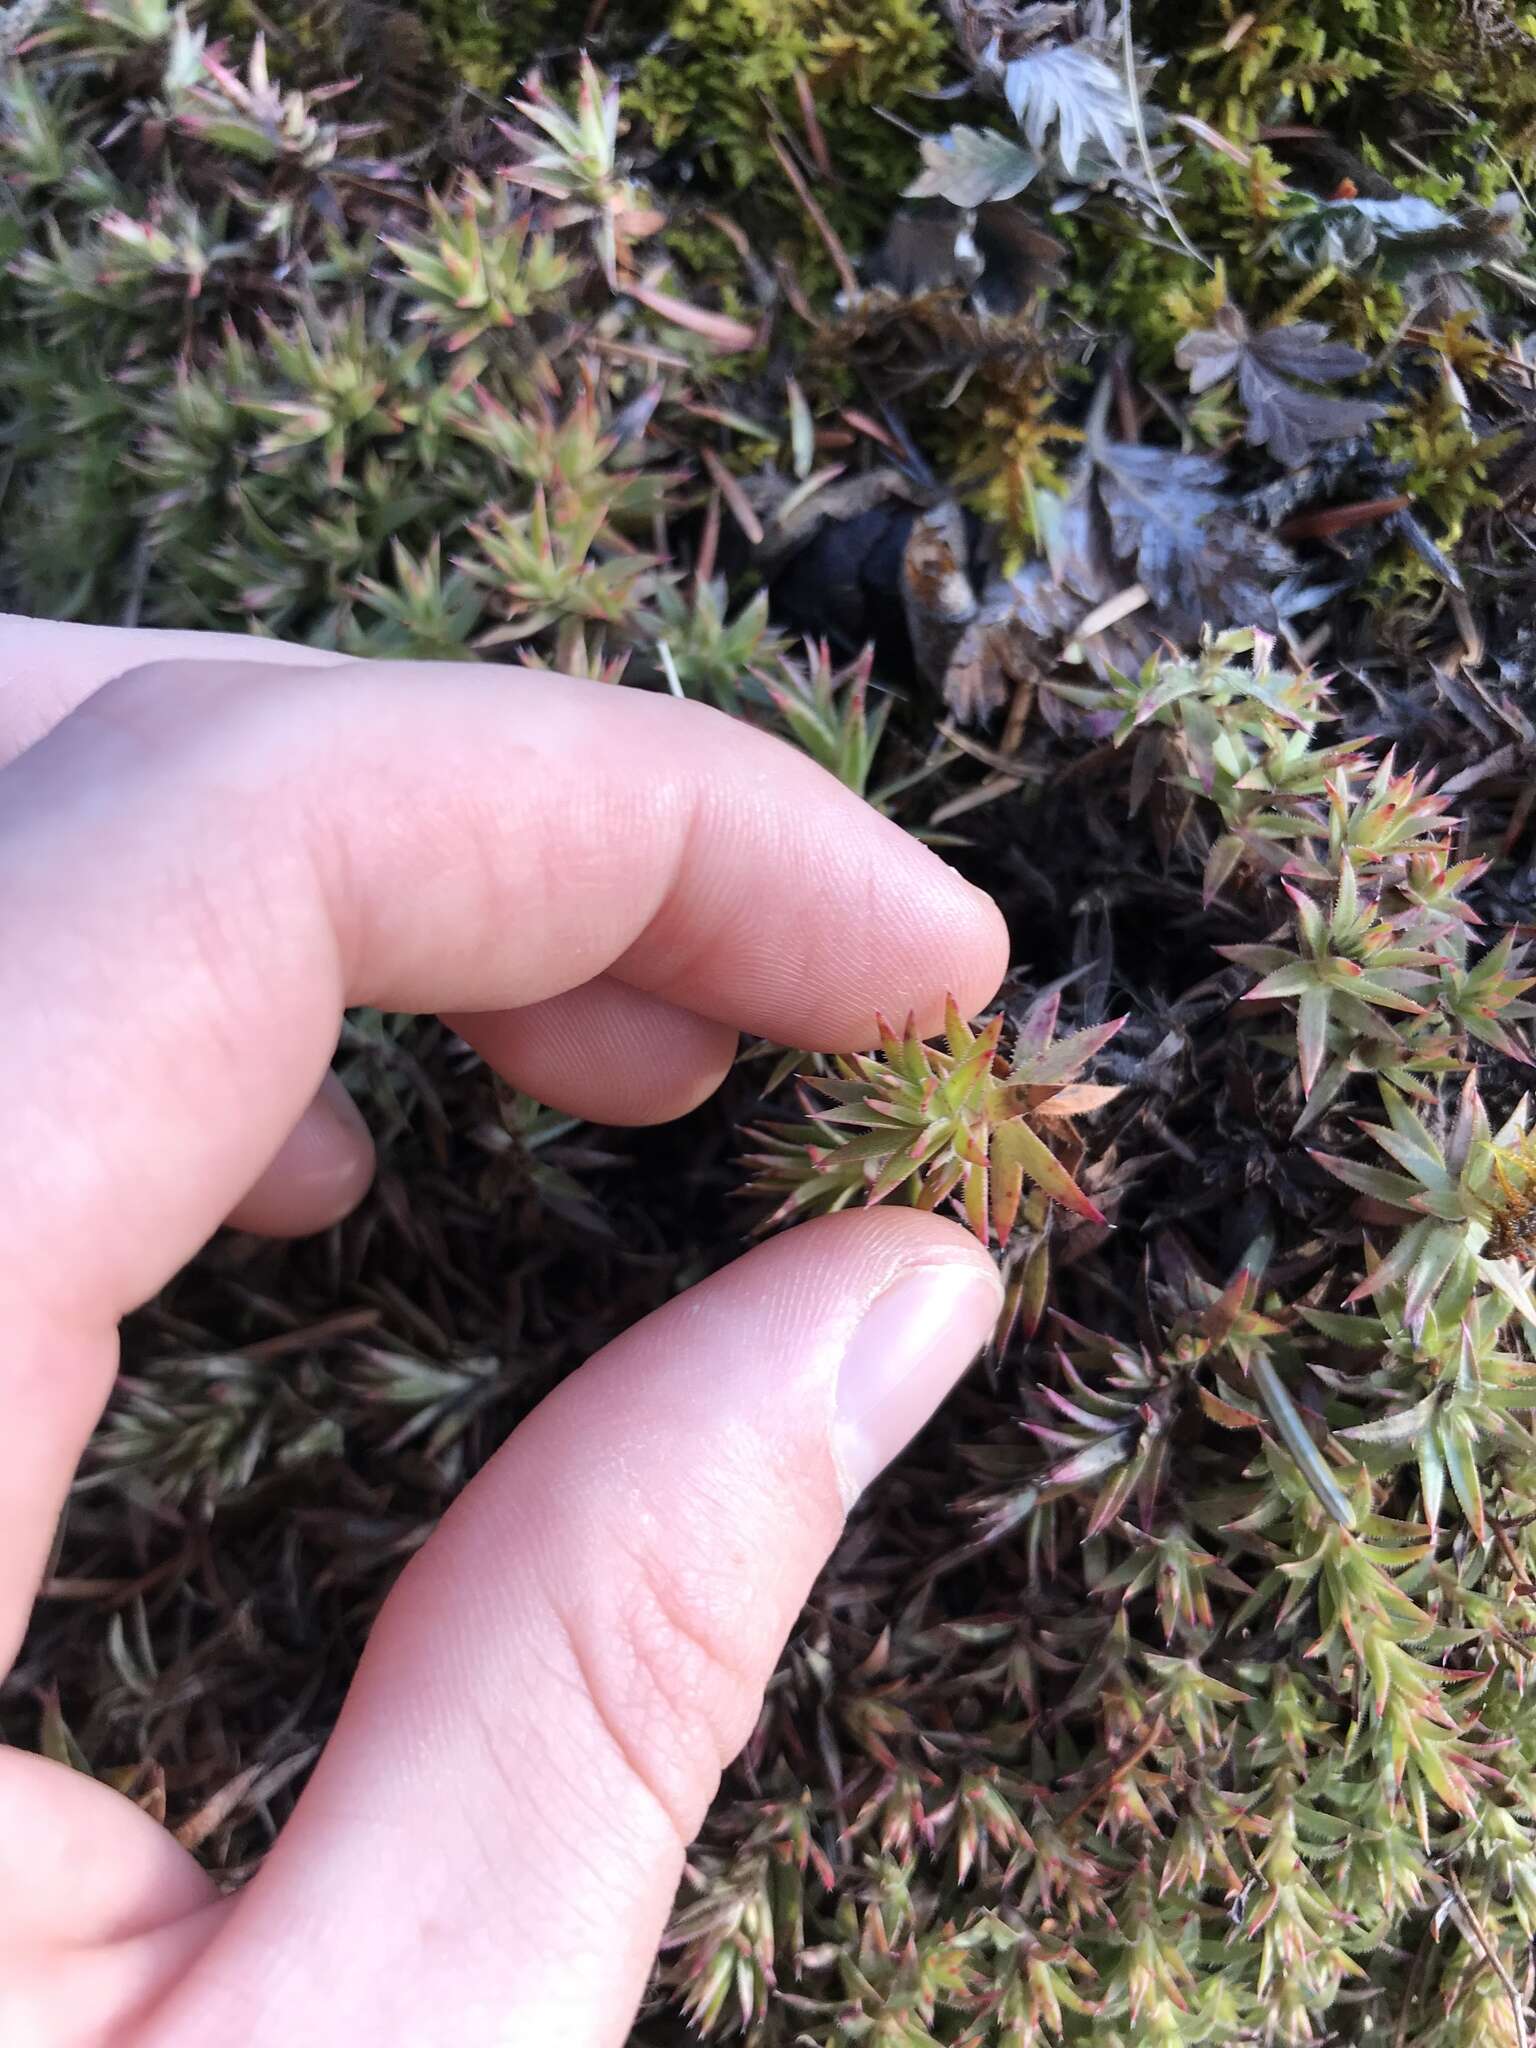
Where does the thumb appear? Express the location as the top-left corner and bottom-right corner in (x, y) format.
(141, 1211), (1001, 2048)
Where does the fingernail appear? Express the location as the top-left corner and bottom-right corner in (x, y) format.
(832, 1258), (1003, 1506)
(313, 1070), (371, 1148)
(269, 1073), (373, 1197)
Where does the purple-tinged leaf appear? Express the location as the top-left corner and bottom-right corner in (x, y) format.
(1018, 1014), (1126, 1084)
(1015, 988), (1062, 1057)
(1042, 1430), (1137, 1490)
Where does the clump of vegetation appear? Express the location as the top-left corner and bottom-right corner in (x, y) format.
(12, 0), (1536, 2040)
(716, 629), (1536, 2041)
(630, 0), (951, 240)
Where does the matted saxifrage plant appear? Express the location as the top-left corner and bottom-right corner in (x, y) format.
(703, 628), (1536, 2047)
(746, 994), (1121, 1240)
(744, 993), (1124, 1339)
(18, 3), (1536, 2043)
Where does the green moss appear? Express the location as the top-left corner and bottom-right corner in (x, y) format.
(1148, 0), (1536, 177)
(628, 0), (950, 247)
(200, 1), (673, 110)
(411, 0), (557, 94)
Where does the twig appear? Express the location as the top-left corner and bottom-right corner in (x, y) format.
(791, 68), (832, 178)
(1444, 1873), (1531, 2048)
(1490, 1516), (1536, 1600)
(1060, 1715), (1167, 1826)
(698, 446), (765, 546)
(935, 723), (1043, 777)
(929, 770), (1030, 827)
(237, 1308), (381, 1362)
(765, 129), (859, 299)
(1278, 496), (1412, 542)
(120, 533), (151, 629)
(1121, 4), (1209, 272)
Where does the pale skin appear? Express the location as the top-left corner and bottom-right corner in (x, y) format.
(0, 614), (1011, 2047)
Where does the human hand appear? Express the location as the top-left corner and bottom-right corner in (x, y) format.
(0, 615), (1008, 2047)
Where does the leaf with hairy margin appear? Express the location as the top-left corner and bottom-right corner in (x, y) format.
(1279, 192), (1522, 284)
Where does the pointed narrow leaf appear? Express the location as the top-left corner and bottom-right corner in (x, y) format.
(1247, 963), (1320, 1001)
(963, 1153), (990, 1242)
(1015, 988), (1061, 1057)
(1043, 1431), (1137, 1489)
(1441, 1422), (1486, 1541)
(1341, 1394), (1438, 1447)
(1298, 987), (1330, 1095)
(1249, 1354), (1356, 1527)
(1418, 1431), (1446, 1532)
(1032, 1082), (1123, 1116)
(1309, 1151), (1422, 1208)
(1018, 1014), (1127, 1085)
(1204, 833), (1246, 904)
(945, 995), (976, 1058)
(994, 1118), (1105, 1223)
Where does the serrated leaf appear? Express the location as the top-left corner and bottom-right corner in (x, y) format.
(1441, 1422), (1485, 1541)
(1203, 832), (1246, 904)
(1419, 1431), (1446, 1532)
(1032, 1081), (1122, 1115)
(1303, 1307), (1389, 1345)
(1086, 1457), (1144, 1538)
(1003, 1235), (1051, 1344)
(1247, 962), (1322, 1000)
(1198, 1383), (1262, 1429)
(999, 43), (1134, 181)
(1341, 1394), (1439, 1447)
(995, 1117), (1105, 1223)
(1298, 986), (1330, 1095)
(1402, 1227), (1464, 1336)
(1018, 1013), (1125, 1084)
(1083, 442), (1295, 641)
(905, 125), (1042, 206)
(1177, 306), (1383, 466)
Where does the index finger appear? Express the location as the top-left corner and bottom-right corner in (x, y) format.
(0, 653), (1006, 1652)
(0, 611), (351, 768)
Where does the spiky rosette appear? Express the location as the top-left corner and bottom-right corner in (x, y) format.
(744, 993), (1124, 1245)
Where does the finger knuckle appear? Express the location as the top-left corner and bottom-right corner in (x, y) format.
(559, 1537), (761, 1849)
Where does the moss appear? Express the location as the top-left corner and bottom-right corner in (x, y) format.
(1148, 0), (1536, 177)
(411, 0), (558, 94)
(200, 1), (672, 113)
(628, 0), (951, 248)
(957, 379), (1081, 566)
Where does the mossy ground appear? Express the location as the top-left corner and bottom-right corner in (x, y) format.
(10, 1), (1536, 2041)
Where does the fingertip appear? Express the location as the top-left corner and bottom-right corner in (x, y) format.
(818, 1215), (1003, 1503)
(945, 873), (1012, 1027)
(761, 1202), (1002, 1290)
(449, 980), (738, 1126)
(182, 1202), (1003, 2045)
(224, 1072), (376, 1237)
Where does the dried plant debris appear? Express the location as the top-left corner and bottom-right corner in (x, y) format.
(1059, 435), (1298, 640)
(11, 0), (1536, 2042)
